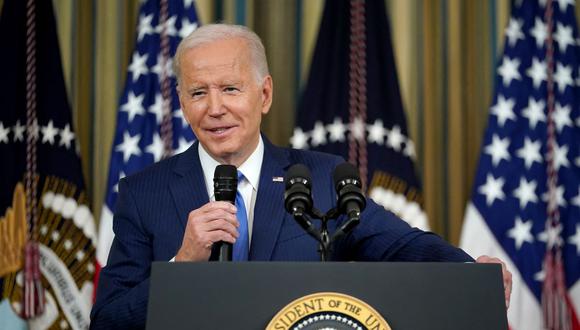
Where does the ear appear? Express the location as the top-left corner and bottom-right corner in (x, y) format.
(260, 75), (273, 115)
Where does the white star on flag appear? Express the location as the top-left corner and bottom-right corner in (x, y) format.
(151, 53), (174, 79)
(484, 134), (511, 166)
(512, 177), (538, 209)
(553, 103), (573, 132)
(59, 124), (75, 149)
(155, 15), (178, 37)
(554, 62), (573, 93)
(478, 174), (506, 206)
(41, 120), (58, 145)
(552, 142), (570, 170)
(541, 185), (567, 208)
(179, 18), (197, 39)
(555, 0), (574, 12)
(572, 187), (580, 207)
(12, 120), (25, 142)
(568, 224), (580, 254)
(0, 122), (10, 143)
(516, 137), (542, 169)
(290, 127), (309, 149)
(497, 56), (522, 86)
(491, 95), (516, 127)
(367, 119), (386, 144)
(310, 121), (327, 147)
(148, 93), (164, 124)
(554, 22), (575, 52)
(145, 133), (164, 162)
(137, 13), (154, 41)
(327, 118), (346, 143)
(174, 136), (193, 155)
(350, 117), (365, 140)
(121, 92), (145, 122)
(386, 125), (404, 151)
(508, 217), (535, 249)
(115, 132), (142, 163)
(113, 171), (125, 193)
(173, 108), (188, 128)
(128, 52), (149, 82)
(403, 140), (416, 159)
(538, 223), (564, 249)
(505, 18), (525, 47)
(526, 57), (547, 89)
(530, 17), (547, 48)
(521, 97), (546, 129)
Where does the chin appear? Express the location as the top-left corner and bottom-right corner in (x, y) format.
(209, 145), (241, 162)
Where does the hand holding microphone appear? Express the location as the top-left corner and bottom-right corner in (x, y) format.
(213, 165), (238, 261)
(174, 165), (239, 262)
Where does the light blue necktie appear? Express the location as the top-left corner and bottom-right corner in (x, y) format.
(233, 171), (249, 261)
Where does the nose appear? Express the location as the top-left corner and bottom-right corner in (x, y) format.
(207, 88), (225, 117)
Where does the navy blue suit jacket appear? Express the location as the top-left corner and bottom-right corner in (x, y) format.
(90, 138), (472, 329)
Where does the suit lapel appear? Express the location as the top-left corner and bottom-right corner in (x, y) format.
(250, 138), (290, 260)
(168, 142), (209, 230)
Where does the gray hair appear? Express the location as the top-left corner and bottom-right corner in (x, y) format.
(173, 24), (270, 84)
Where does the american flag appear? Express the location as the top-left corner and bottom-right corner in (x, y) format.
(460, 0), (579, 329)
(0, 0), (97, 328)
(96, 0), (198, 273)
(291, 0), (428, 230)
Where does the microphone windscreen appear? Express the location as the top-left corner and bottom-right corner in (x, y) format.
(284, 164), (312, 189)
(214, 164), (237, 181)
(332, 162), (361, 187)
(214, 165), (237, 203)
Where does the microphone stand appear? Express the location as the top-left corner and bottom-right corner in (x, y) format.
(291, 207), (348, 262)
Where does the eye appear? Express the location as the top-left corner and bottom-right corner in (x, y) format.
(223, 86), (240, 94)
(190, 89), (206, 98)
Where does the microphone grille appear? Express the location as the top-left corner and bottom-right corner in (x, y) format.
(214, 164), (237, 181)
(284, 164), (312, 189)
(332, 162), (361, 187)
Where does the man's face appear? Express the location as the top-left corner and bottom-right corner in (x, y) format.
(177, 37), (272, 166)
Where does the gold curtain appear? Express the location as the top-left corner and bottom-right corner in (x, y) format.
(9, 0), (577, 243)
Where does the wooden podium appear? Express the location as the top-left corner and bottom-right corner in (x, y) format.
(146, 262), (508, 330)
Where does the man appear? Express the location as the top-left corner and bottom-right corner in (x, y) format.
(91, 24), (511, 329)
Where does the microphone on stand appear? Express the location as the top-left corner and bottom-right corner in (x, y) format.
(332, 162), (366, 238)
(213, 164), (238, 261)
(284, 164), (315, 233)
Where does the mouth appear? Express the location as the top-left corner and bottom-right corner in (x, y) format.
(205, 125), (236, 136)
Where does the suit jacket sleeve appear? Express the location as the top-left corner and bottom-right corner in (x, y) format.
(90, 178), (152, 329)
(339, 199), (474, 262)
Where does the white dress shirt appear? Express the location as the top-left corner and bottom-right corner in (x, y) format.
(198, 136), (264, 244)
(170, 138), (264, 262)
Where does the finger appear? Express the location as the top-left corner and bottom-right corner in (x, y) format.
(476, 255), (488, 264)
(186, 202), (236, 222)
(204, 209), (239, 226)
(203, 201), (237, 213)
(187, 213), (236, 234)
(504, 270), (512, 309)
(190, 208), (239, 227)
(202, 219), (240, 238)
(207, 230), (236, 245)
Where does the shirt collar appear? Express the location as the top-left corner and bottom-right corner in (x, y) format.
(199, 136), (264, 197)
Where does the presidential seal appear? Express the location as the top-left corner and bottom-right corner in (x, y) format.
(266, 292), (392, 330)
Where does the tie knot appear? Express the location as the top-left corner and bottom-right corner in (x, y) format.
(237, 170), (245, 182)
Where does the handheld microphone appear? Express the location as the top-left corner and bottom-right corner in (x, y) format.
(213, 164), (237, 261)
(333, 162), (366, 235)
(284, 164), (314, 231)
